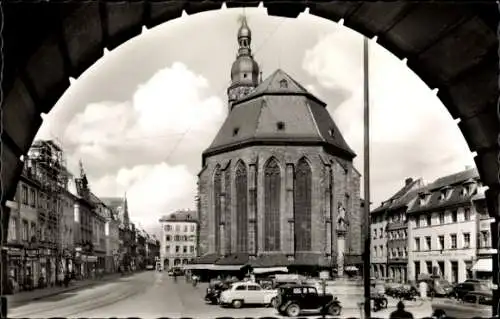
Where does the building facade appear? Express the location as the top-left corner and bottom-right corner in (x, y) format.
(104, 206), (120, 273)
(90, 193), (108, 274)
(471, 186), (494, 280)
(197, 16), (363, 274)
(5, 162), (41, 291)
(370, 178), (423, 281)
(407, 168), (481, 284)
(160, 210), (198, 270)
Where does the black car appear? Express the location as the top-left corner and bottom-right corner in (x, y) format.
(274, 284), (341, 317)
(452, 281), (490, 300)
(204, 279), (236, 304)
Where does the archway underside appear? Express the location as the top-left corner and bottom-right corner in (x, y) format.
(1, 0), (498, 309)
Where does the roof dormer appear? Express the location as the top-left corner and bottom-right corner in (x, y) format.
(418, 190), (431, 206)
(439, 186), (452, 201)
(462, 178), (476, 197)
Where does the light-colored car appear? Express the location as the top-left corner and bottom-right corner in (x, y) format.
(219, 282), (278, 308)
(431, 291), (493, 319)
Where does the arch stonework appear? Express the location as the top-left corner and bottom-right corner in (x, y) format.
(2, 1), (498, 312)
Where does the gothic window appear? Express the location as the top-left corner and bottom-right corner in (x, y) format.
(213, 166), (222, 253)
(294, 158), (312, 251)
(225, 170), (232, 252)
(235, 161), (248, 252)
(264, 157), (281, 251)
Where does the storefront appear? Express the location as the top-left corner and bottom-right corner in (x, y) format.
(7, 247), (23, 291)
(472, 258), (492, 281)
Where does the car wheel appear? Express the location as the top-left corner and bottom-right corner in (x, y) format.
(380, 298), (388, 308)
(286, 304), (301, 317)
(269, 297), (278, 308)
(433, 310), (446, 319)
(232, 299), (243, 309)
(328, 304), (341, 316)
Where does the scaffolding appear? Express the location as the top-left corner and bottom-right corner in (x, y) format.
(27, 140), (69, 281)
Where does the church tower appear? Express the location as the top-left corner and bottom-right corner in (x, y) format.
(227, 15), (260, 111)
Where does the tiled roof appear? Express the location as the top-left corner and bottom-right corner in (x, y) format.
(249, 254), (290, 267)
(371, 178), (422, 213)
(408, 168), (480, 214)
(203, 69), (355, 160)
(159, 210), (197, 222)
(193, 253), (219, 264)
(428, 167), (478, 190)
(215, 253), (249, 265)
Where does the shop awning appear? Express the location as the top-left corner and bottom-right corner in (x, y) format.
(472, 258), (492, 272)
(253, 267), (289, 274)
(183, 264), (244, 271)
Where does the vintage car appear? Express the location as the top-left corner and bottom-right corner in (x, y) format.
(204, 279), (238, 304)
(451, 280), (491, 300)
(274, 284), (341, 317)
(431, 291), (493, 319)
(219, 282), (279, 308)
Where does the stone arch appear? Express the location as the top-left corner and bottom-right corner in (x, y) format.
(163, 259), (169, 270)
(264, 156), (281, 251)
(294, 157), (312, 251)
(213, 164), (222, 254)
(1, 2), (498, 308)
(174, 258), (181, 266)
(234, 160), (248, 253)
(182, 258), (189, 265)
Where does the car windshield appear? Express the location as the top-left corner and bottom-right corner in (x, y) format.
(437, 280), (451, 287)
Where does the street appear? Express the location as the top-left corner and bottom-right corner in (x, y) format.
(7, 271), (434, 318)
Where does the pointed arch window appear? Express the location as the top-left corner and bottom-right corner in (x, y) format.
(213, 166), (222, 253)
(294, 158), (312, 251)
(264, 158), (281, 251)
(235, 161), (248, 252)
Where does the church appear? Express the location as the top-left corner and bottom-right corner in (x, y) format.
(196, 16), (365, 276)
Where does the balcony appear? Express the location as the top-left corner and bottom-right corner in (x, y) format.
(386, 222), (407, 231)
(478, 247), (497, 256)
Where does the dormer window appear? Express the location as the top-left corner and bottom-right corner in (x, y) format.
(279, 79), (288, 88)
(328, 129), (335, 137)
(419, 191), (430, 206)
(439, 186), (452, 201)
(277, 121), (285, 131)
(233, 127), (240, 136)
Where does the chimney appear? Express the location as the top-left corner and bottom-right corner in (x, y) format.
(405, 178), (413, 186)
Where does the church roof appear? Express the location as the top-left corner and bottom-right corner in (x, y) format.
(203, 69), (356, 161)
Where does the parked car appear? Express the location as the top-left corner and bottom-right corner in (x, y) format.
(452, 281), (491, 300)
(219, 282), (278, 308)
(274, 284), (341, 317)
(205, 279), (237, 304)
(384, 281), (402, 297)
(393, 284), (419, 301)
(431, 291), (493, 319)
(145, 264), (155, 270)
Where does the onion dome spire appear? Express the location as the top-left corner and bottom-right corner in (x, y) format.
(227, 14), (260, 111)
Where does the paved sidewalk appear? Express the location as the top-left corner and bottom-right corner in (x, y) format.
(7, 272), (131, 308)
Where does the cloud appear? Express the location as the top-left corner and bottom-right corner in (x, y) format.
(52, 62), (225, 226)
(302, 27), (475, 206)
(91, 163), (197, 228)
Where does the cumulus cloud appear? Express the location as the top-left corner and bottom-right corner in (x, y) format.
(49, 62), (225, 227)
(302, 26), (475, 206)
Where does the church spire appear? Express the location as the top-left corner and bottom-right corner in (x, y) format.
(123, 192), (130, 227)
(227, 13), (260, 111)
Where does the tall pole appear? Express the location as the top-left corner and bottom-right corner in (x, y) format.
(362, 36), (372, 319)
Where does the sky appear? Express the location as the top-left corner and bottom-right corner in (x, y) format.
(35, 7), (475, 234)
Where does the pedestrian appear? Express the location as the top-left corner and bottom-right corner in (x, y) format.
(389, 301), (414, 319)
